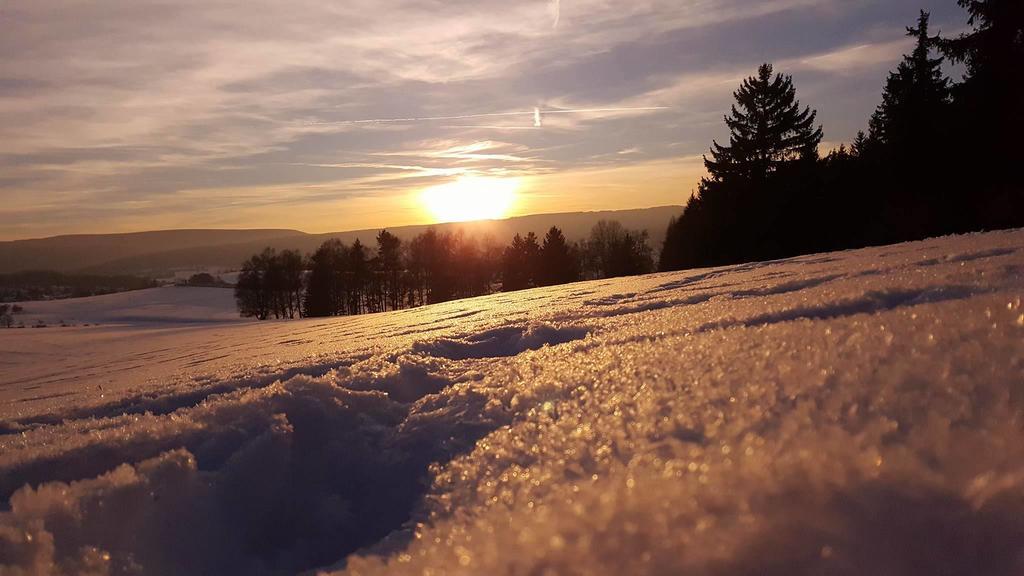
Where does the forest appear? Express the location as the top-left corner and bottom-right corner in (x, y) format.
(660, 2), (1023, 270)
(0, 271), (157, 303)
(235, 220), (653, 319)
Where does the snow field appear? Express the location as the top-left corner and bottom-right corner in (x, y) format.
(1, 230), (1022, 575)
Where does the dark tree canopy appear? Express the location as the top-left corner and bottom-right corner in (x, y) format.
(868, 11), (950, 153)
(241, 220), (652, 321)
(704, 63), (823, 181)
(235, 248), (304, 320)
(539, 226), (579, 286)
(501, 232), (542, 291)
(661, 2), (1023, 274)
(940, 0), (1024, 82)
(304, 239), (348, 317)
(583, 220), (653, 279)
(938, 0), (1023, 201)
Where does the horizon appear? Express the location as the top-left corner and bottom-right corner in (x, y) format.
(0, 203), (683, 243)
(0, 1), (968, 240)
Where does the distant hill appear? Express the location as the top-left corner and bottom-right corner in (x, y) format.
(0, 207), (683, 277)
(0, 229), (305, 275)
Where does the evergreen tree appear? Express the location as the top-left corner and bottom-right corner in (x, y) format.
(376, 229), (403, 311)
(849, 131), (869, 158)
(522, 232), (542, 287)
(348, 239), (370, 315)
(868, 11), (950, 153)
(705, 63), (822, 181)
(866, 11), (954, 239)
(501, 233), (541, 291)
(304, 239), (348, 317)
(939, 0), (1024, 229)
(940, 0), (1024, 105)
(539, 226), (579, 286)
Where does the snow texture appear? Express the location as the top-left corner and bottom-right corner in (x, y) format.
(1, 230), (1023, 575)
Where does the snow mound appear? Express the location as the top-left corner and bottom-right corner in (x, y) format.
(2, 230), (1023, 575)
(411, 323), (591, 360)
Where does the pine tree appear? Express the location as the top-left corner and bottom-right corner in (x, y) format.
(704, 63), (822, 181)
(376, 229), (402, 311)
(939, 0), (1023, 202)
(850, 131), (869, 158)
(501, 233), (541, 291)
(940, 0), (1024, 87)
(539, 226), (578, 286)
(348, 239), (369, 315)
(868, 11), (950, 153)
(303, 240), (349, 317)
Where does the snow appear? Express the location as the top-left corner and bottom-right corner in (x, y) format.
(1, 230), (1023, 575)
(7, 286), (241, 327)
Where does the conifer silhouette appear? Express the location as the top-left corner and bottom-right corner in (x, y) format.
(868, 11), (950, 152)
(705, 63), (822, 181)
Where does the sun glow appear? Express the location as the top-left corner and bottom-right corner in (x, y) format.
(420, 176), (519, 223)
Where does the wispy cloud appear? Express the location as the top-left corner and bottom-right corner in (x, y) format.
(0, 0), (969, 238)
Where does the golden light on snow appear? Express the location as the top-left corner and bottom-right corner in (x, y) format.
(420, 176), (519, 223)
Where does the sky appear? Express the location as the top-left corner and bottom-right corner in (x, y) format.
(0, 0), (968, 240)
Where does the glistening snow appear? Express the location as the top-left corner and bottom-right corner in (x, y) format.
(1, 230), (1023, 575)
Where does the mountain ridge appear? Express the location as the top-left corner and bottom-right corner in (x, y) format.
(1, 206), (683, 276)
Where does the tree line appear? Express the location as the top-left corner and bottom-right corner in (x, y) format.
(0, 271), (157, 303)
(236, 1), (1019, 318)
(660, 1), (1022, 271)
(235, 221), (653, 319)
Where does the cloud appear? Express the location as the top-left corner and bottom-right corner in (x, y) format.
(0, 0), (970, 238)
(788, 39), (913, 74)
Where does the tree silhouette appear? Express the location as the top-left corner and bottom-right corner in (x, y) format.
(277, 249), (305, 319)
(539, 226), (579, 286)
(583, 220), (653, 279)
(376, 230), (403, 312)
(235, 249), (274, 320)
(938, 0), (1024, 229)
(304, 239), (347, 317)
(348, 240), (370, 315)
(662, 63), (826, 271)
(241, 222), (659, 320)
(868, 12), (950, 152)
(705, 63), (822, 181)
(502, 233), (541, 291)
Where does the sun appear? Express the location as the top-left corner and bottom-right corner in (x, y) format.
(420, 176), (519, 223)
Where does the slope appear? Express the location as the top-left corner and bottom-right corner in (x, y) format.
(0, 229), (1021, 575)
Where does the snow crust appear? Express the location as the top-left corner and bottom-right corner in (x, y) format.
(1, 230), (1023, 575)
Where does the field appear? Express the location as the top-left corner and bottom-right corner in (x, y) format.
(1, 230), (1022, 575)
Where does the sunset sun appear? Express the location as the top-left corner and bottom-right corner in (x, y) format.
(420, 176), (519, 223)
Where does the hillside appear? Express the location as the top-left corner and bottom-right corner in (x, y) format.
(0, 207), (682, 276)
(5, 285), (240, 327)
(0, 229), (305, 275)
(1, 229), (1021, 575)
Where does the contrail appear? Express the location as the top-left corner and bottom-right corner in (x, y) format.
(305, 106), (669, 127)
(552, 0), (560, 28)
